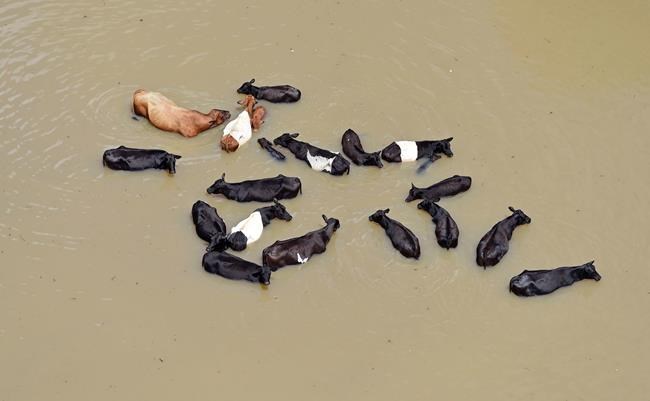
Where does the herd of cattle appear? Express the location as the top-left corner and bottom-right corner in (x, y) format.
(101, 79), (602, 297)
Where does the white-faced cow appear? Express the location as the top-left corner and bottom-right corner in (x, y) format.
(236, 78), (301, 103)
(206, 173), (302, 202)
(510, 261), (601, 297)
(369, 209), (420, 259)
(262, 215), (340, 271)
(405, 175), (472, 202)
(191, 200), (229, 252)
(476, 207), (531, 268)
(202, 251), (271, 285)
(103, 146), (181, 174)
(341, 129), (383, 168)
(273, 133), (351, 176)
(227, 200), (293, 251)
(417, 199), (459, 249)
(381, 137), (454, 164)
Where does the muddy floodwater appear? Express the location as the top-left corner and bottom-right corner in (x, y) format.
(2, 1), (649, 400)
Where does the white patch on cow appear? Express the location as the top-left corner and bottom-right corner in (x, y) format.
(396, 141), (418, 162)
(230, 211), (263, 244)
(223, 110), (252, 145)
(297, 253), (309, 264)
(306, 150), (335, 172)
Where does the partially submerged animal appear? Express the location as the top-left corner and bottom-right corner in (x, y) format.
(102, 146), (181, 174)
(262, 215), (340, 271)
(258, 137), (286, 160)
(132, 89), (230, 137)
(509, 261), (601, 297)
(405, 175), (472, 202)
(341, 129), (383, 168)
(206, 173), (302, 202)
(369, 209), (420, 259)
(273, 133), (351, 176)
(221, 110), (252, 152)
(381, 137), (454, 163)
(238, 95), (266, 130)
(191, 200), (228, 252)
(417, 200), (459, 249)
(476, 207), (531, 268)
(236, 78), (301, 103)
(202, 251), (271, 285)
(227, 200), (293, 251)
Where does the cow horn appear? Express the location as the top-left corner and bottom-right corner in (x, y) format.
(220, 172), (226, 180)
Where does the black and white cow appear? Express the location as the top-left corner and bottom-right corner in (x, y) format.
(227, 200), (293, 251)
(509, 261), (601, 297)
(341, 129), (383, 168)
(476, 207), (531, 268)
(405, 175), (472, 202)
(191, 200), (229, 252)
(262, 215), (340, 271)
(102, 146), (181, 174)
(236, 78), (301, 103)
(381, 137), (454, 164)
(206, 173), (302, 202)
(273, 133), (351, 176)
(258, 137), (286, 161)
(202, 251), (272, 285)
(417, 199), (459, 249)
(368, 209), (420, 259)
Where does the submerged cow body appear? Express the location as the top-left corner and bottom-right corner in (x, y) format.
(227, 200), (293, 251)
(191, 200), (228, 252)
(405, 175), (472, 202)
(381, 137), (454, 164)
(341, 129), (383, 168)
(103, 146), (181, 174)
(206, 173), (302, 202)
(132, 89), (230, 137)
(273, 133), (351, 176)
(417, 200), (459, 249)
(476, 207), (531, 268)
(237, 78), (301, 103)
(238, 95), (266, 130)
(202, 251), (271, 285)
(369, 209), (420, 259)
(262, 215), (340, 270)
(258, 137), (286, 160)
(510, 261), (601, 297)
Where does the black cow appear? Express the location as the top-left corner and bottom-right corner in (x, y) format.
(227, 200), (293, 251)
(191, 200), (228, 251)
(262, 215), (340, 271)
(381, 138), (453, 164)
(369, 209), (420, 259)
(509, 261), (601, 297)
(102, 146), (181, 174)
(236, 78), (301, 103)
(341, 129), (383, 168)
(417, 200), (459, 249)
(476, 207), (531, 268)
(273, 133), (351, 176)
(405, 175), (472, 202)
(202, 251), (271, 285)
(257, 137), (286, 161)
(206, 173), (302, 202)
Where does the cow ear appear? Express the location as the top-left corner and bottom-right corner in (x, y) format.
(291, 133), (299, 138)
(249, 78), (255, 84)
(508, 206), (516, 213)
(445, 137), (453, 142)
(384, 208), (390, 214)
(411, 183), (415, 189)
(221, 172), (226, 180)
(322, 214), (328, 222)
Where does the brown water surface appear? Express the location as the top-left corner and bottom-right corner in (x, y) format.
(1, 1), (649, 400)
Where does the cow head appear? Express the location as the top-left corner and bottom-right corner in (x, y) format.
(252, 265), (271, 286)
(439, 137), (454, 157)
(366, 151), (383, 168)
(331, 155), (351, 175)
(404, 183), (419, 202)
(208, 109), (231, 128)
(368, 208), (389, 223)
(322, 214), (341, 231)
(582, 261), (601, 281)
(508, 206), (531, 225)
(236, 78), (257, 95)
(271, 199), (293, 221)
(273, 133), (299, 147)
(206, 173), (227, 194)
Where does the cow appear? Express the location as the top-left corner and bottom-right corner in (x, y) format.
(221, 110), (252, 152)
(202, 251), (271, 285)
(405, 175), (472, 202)
(227, 200), (293, 251)
(238, 95), (266, 130)
(368, 209), (420, 259)
(476, 207), (531, 268)
(206, 173), (302, 202)
(236, 78), (301, 103)
(132, 89), (230, 137)
(381, 137), (454, 164)
(509, 261), (601, 297)
(341, 129), (383, 168)
(102, 146), (181, 174)
(191, 200), (229, 252)
(273, 133), (351, 176)
(258, 137), (286, 160)
(262, 215), (340, 271)
(417, 200), (459, 249)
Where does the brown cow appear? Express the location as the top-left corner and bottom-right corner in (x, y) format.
(133, 89), (230, 138)
(238, 95), (266, 130)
